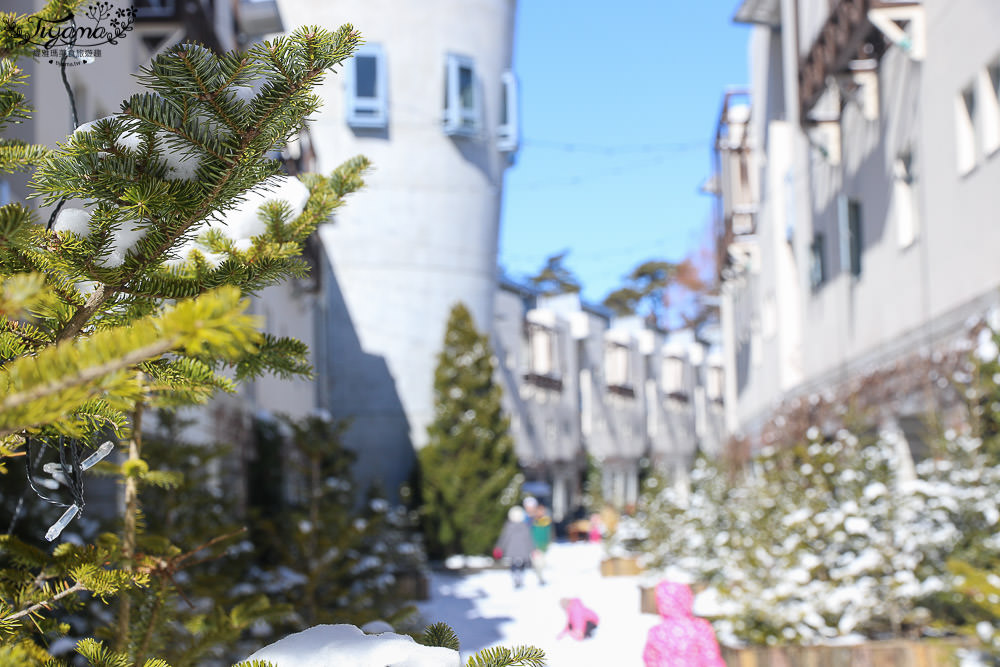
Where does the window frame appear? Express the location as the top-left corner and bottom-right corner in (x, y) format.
(526, 323), (560, 378)
(345, 43), (388, 129)
(847, 199), (863, 278)
(497, 70), (519, 152)
(894, 151), (918, 248)
(809, 233), (827, 290)
(604, 341), (633, 394)
(706, 366), (724, 402)
(661, 355), (686, 397)
(443, 53), (481, 137)
(956, 83), (977, 174)
(981, 61), (1000, 157)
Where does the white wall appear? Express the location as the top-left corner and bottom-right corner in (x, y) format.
(275, 0), (518, 490)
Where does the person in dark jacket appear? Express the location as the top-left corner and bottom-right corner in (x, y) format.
(493, 506), (535, 588)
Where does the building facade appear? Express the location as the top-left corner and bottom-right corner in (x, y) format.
(492, 282), (725, 520)
(270, 0), (520, 494)
(716, 0), (1000, 448)
(6, 0), (725, 514)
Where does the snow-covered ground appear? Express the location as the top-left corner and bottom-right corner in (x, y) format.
(417, 542), (661, 664)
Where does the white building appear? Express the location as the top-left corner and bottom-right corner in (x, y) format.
(266, 0), (520, 494)
(493, 281), (725, 518)
(715, 0), (1000, 449)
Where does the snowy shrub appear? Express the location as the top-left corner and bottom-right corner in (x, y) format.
(241, 622), (545, 667)
(637, 429), (1000, 647)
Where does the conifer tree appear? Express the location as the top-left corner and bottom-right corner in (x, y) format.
(602, 258), (708, 330)
(528, 251), (581, 296)
(418, 303), (521, 559)
(247, 412), (425, 633)
(0, 0), (368, 661)
(1, 4), (547, 664)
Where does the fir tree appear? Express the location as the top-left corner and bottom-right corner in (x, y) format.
(246, 412), (426, 634)
(418, 303), (520, 559)
(0, 0), (368, 661)
(1, 3), (546, 663)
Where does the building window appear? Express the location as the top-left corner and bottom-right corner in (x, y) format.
(524, 323), (562, 390)
(847, 199), (863, 277)
(662, 356), (686, 400)
(497, 70), (519, 152)
(346, 44), (388, 128)
(443, 54), (481, 137)
(809, 233), (826, 289)
(530, 326), (554, 376)
(956, 84), (977, 174)
(134, 0), (179, 20)
(894, 151), (918, 248)
(982, 62), (1000, 156)
(706, 366), (724, 402)
(605, 342), (634, 398)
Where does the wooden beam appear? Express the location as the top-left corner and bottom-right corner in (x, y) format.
(798, 0), (881, 120)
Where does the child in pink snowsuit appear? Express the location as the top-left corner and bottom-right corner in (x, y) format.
(642, 581), (725, 667)
(557, 598), (599, 640)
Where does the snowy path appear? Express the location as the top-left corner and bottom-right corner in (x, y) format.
(416, 542), (661, 665)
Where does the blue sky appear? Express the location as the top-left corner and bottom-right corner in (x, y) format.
(499, 1), (751, 304)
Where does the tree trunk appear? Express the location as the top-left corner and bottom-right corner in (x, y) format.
(117, 400), (143, 653)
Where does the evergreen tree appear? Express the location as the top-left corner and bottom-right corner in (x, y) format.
(528, 251), (581, 296)
(602, 258), (707, 330)
(418, 303), (520, 559)
(247, 412), (426, 634)
(0, 0), (368, 661)
(0, 4), (546, 664)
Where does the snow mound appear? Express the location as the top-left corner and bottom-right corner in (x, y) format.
(98, 222), (147, 268)
(243, 624), (460, 667)
(222, 175), (311, 240)
(164, 175), (310, 268)
(157, 131), (200, 181)
(53, 208), (91, 236)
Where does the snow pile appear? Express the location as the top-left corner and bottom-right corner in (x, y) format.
(630, 427), (1000, 648)
(419, 541), (657, 665)
(443, 554), (495, 570)
(155, 129), (201, 181)
(52, 208), (91, 236)
(53, 207), (148, 269)
(167, 175), (310, 267)
(69, 109), (311, 271)
(74, 116), (200, 180)
(243, 624), (459, 667)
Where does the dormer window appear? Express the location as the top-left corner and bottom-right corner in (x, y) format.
(497, 70), (519, 152)
(524, 323), (562, 391)
(662, 356), (687, 401)
(346, 44), (388, 129)
(443, 54), (480, 137)
(706, 366), (724, 403)
(605, 342), (634, 398)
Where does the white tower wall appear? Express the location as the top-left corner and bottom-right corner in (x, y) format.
(276, 0), (518, 491)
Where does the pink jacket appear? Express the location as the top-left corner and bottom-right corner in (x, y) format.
(642, 582), (725, 667)
(558, 598), (600, 640)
